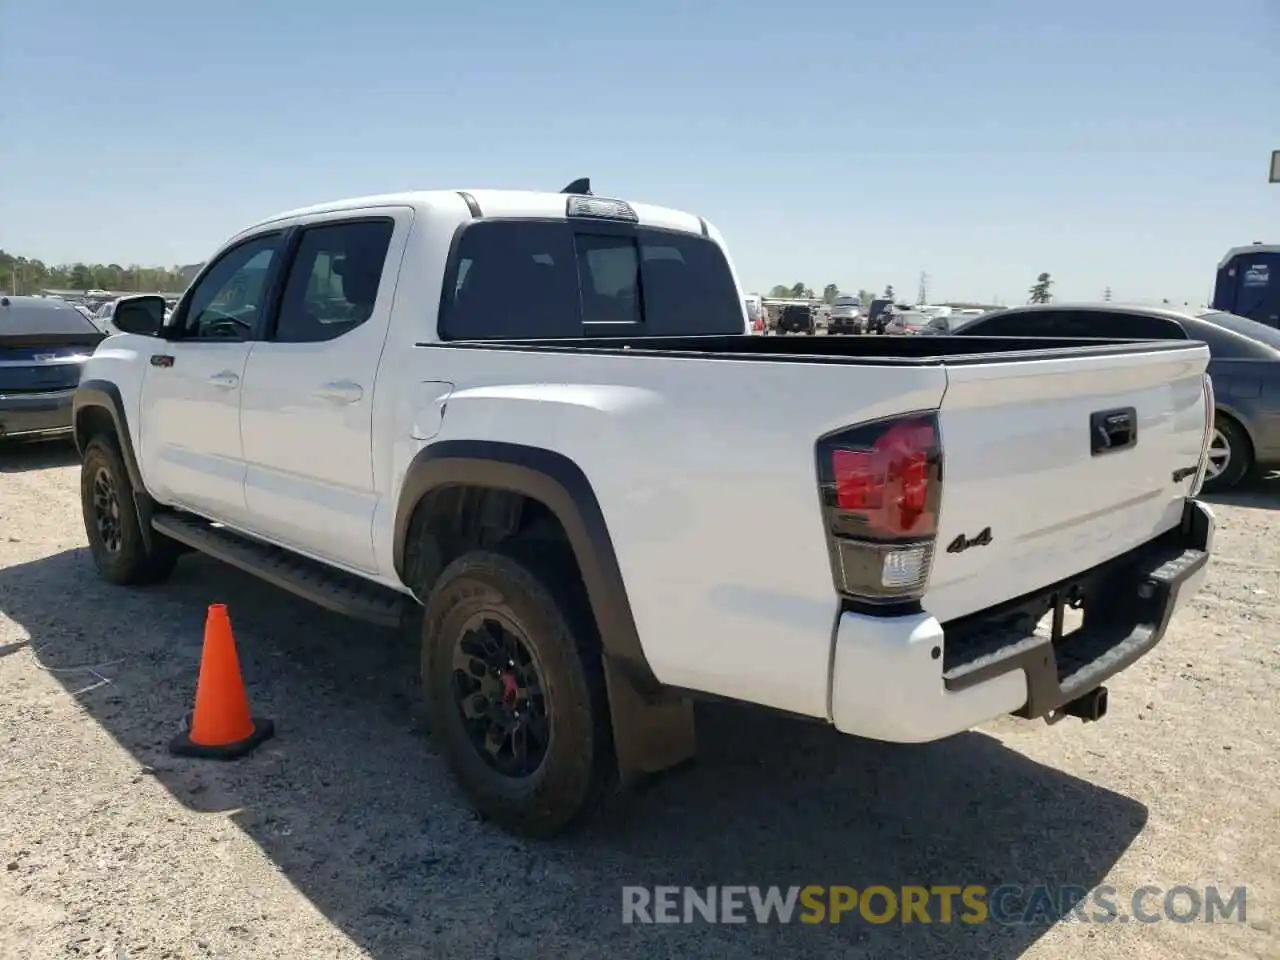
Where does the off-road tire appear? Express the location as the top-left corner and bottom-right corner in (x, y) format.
(420, 546), (610, 837)
(81, 436), (179, 585)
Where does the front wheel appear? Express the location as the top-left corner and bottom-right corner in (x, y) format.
(80, 437), (179, 584)
(1201, 416), (1252, 493)
(420, 548), (610, 836)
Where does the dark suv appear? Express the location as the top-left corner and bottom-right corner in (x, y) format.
(776, 303), (815, 335)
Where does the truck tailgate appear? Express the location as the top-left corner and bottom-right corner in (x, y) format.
(926, 344), (1211, 622)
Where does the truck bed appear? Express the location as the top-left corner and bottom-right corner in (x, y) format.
(410, 331), (1210, 719)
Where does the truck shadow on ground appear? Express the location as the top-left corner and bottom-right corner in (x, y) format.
(0, 437), (79, 473)
(0, 548), (1148, 960)
(1202, 472), (1280, 512)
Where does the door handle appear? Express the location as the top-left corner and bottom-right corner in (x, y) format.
(314, 380), (364, 404)
(1090, 406), (1137, 455)
(207, 371), (240, 389)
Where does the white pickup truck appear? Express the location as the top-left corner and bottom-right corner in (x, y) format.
(75, 184), (1216, 836)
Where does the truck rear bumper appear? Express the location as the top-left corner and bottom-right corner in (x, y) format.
(0, 390), (76, 439)
(829, 498), (1214, 743)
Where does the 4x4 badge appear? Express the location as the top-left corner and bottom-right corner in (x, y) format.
(946, 527), (993, 554)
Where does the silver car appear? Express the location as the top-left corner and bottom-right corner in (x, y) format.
(827, 297), (864, 334)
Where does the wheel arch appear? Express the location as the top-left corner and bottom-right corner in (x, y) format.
(74, 380), (158, 550)
(393, 440), (660, 695)
(395, 441), (697, 785)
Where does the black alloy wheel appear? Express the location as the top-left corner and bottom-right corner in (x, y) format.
(451, 611), (551, 778)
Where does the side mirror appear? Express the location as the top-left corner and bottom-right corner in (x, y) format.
(112, 295), (166, 336)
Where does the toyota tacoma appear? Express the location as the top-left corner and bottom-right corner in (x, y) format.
(74, 182), (1216, 836)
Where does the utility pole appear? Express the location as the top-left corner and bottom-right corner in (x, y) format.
(917, 271), (929, 306)
(1103, 286), (1112, 302)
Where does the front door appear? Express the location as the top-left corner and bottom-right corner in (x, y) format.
(138, 232), (285, 527)
(238, 212), (406, 573)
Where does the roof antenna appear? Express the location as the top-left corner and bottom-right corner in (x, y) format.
(561, 178), (591, 196)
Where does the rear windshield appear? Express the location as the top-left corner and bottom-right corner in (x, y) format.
(1198, 311), (1280, 350)
(439, 220), (744, 340)
(0, 298), (103, 338)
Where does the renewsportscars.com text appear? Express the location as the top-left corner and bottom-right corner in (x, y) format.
(621, 884), (1248, 926)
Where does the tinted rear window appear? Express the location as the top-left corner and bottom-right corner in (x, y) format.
(439, 220), (743, 340)
(959, 309), (1185, 339)
(1197, 311), (1280, 351)
(0, 299), (103, 338)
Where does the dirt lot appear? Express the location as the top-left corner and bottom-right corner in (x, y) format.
(1, 441), (1276, 960)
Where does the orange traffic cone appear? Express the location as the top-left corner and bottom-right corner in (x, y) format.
(170, 604), (274, 759)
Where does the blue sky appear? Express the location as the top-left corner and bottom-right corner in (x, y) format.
(2, 0), (1277, 304)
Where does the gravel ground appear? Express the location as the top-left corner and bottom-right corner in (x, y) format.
(1, 440), (1277, 960)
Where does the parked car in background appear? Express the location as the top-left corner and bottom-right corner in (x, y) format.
(953, 302), (1280, 492)
(865, 297), (894, 334)
(919, 314), (954, 335)
(0, 295), (105, 441)
(827, 296), (864, 334)
(92, 299), (120, 335)
(743, 295), (765, 334)
(883, 307), (931, 335)
(917, 308), (988, 336)
(776, 302), (815, 335)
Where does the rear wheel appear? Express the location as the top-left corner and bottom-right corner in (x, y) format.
(80, 437), (179, 584)
(420, 547), (610, 836)
(1201, 415), (1252, 493)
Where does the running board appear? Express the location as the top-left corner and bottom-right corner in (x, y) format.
(152, 513), (409, 628)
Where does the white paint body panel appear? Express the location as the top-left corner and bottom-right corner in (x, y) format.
(137, 340), (254, 526)
(927, 349), (1209, 622)
(80, 188), (1214, 741)
(239, 206), (415, 572)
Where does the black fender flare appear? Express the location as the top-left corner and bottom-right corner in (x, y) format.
(393, 439), (662, 695)
(73, 380), (158, 550)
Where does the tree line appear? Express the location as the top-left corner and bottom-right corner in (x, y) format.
(1, 249), (191, 296)
(767, 283), (894, 304)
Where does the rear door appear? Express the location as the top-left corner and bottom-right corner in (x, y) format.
(238, 209), (409, 573)
(929, 311), (1208, 622)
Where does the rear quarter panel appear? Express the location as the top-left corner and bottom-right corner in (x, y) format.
(387, 346), (948, 720)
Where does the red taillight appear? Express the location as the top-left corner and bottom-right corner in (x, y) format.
(818, 413), (943, 604)
(832, 419), (937, 537)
